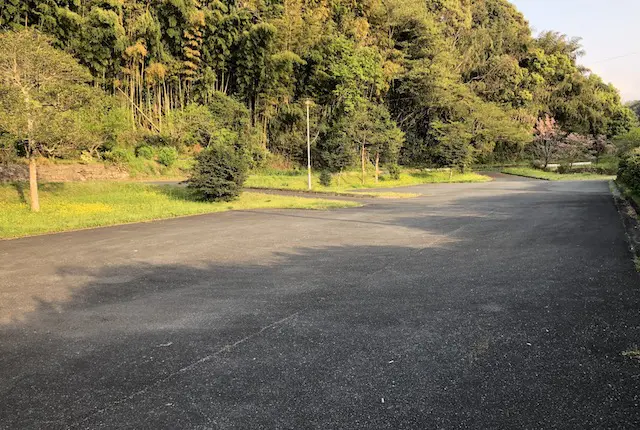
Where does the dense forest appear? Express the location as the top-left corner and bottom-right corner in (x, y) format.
(0, 0), (637, 173)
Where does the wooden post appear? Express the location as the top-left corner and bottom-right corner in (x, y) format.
(375, 152), (380, 183)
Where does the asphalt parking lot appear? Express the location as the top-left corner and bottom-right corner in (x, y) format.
(1, 177), (639, 428)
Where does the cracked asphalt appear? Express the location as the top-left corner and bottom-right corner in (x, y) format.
(1, 176), (639, 429)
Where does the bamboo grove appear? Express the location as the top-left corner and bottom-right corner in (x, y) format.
(0, 0), (636, 170)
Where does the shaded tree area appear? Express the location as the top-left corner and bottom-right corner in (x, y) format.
(628, 101), (640, 121)
(0, 0), (635, 179)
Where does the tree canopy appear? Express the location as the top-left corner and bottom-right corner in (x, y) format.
(0, 0), (635, 170)
(0, 29), (94, 210)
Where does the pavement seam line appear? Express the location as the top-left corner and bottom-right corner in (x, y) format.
(69, 311), (302, 428)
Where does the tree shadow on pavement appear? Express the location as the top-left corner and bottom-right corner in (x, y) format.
(2, 234), (640, 428)
(1, 180), (639, 428)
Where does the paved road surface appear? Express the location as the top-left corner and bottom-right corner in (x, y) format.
(1, 177), (639, 428)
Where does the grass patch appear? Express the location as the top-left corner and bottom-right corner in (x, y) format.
(472, 162), (531, 172)
(124, 156), (193, 179)
(616, 178), (640, 209)
(347, 191), (420, 199)
(622, 348), (640, 360)
(502, 167), (615, 181)
(246, 187), (419, 199)
(246, 170), (491, 192)
(0, 182), (360, 239)
(622, 187), (640, 210)
(593, 156), (619, 172)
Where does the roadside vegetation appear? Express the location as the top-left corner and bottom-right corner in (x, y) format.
(0, 183), (360, 239)
(1, 1), (639, 213)
(497, 113), (631, 181)
(502, 167), (616, 181)
(617, 149), (640, 207)
(246, 170), (491, 191)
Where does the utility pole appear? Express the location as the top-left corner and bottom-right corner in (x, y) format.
(306, 99), (312, 190)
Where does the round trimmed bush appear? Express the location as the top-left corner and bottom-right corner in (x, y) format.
(188, 145), (248, 201)
(157, 147), (178, 167)
(319, 170), (332, 187)
(135, 145), (154, 159)
(387, 164), (401, 180)
(618, 151), (640, 193)
(103, 148), (132, 164)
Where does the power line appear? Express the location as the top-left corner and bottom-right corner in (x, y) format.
(593, 52), (638, 64)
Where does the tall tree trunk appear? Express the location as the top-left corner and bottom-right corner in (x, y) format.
(163, 79), (169, 116)
(156, 85), (162, 132)
(263, 115), (268, 149)
(375, 151), (380, 183)
(130, 70), (136, 129)
(28, 156), (40, 212)
(22, 91), (40, 211)
(543, 140), (550, 169)
(139, 62), (145, 120)
(147, 86), (152, 128)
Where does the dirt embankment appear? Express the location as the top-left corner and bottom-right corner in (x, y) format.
(0, 163), (129, 182)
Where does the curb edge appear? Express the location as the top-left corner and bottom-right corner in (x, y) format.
(610, 180), (640, 263)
